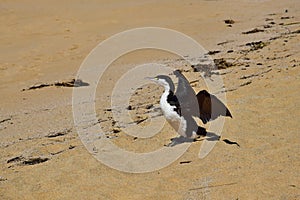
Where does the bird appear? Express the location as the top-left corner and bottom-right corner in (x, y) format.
(148, 70), (232, 146)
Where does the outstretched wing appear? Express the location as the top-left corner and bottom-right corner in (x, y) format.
(174, 70), (232, 125)
(196, 90), (232, 124)
(173, 70), (199, 117)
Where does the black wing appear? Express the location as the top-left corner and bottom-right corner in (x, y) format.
(173, 70), (199, 117)
(196, 90), (232, 124)
(174, 70), (201, 138)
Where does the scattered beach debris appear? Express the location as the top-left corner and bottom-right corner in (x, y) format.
(217, 40), (234, 46)
(265, 18), (273, 21)
(179, 161), (192, 164)
(207, 50), (221, 55)
(214, 58), (232, 69)
(23, 83), (51, 90)
(240, 80), (252, 87)
(50, 145), (76, 155)
(0, 117), (12, 124)
(189, 182), (237, 191)
(291, 29), (300, 34)
(269, 21), (276, 25)
(224, 19), (235, 24)
(189, 79), (199, 85)
(193, 60), (234, 76)
(242, 28), (265, 34)
(53, 79), (89, 87)
(7, 155), (49, 165)
(145, 104), (153, 109)
(245, 41), (269, 51)
(7, 156), (24, 164)
(283, 21), (300, 26)
(112, 128), (121, 133)
(22, 79), (89, 91)
(22, 157), (49, 165)
(222, 139), (240, 147)
(263, 24), (272, 29)
(127, 105), (133, 110)
(0, 176), (7, 181)
(46, 129), (71, 138)
(98, 119), (108, 123)
(129, 117), (148, 125)
(240, 69), (272, 79)
(50, 150), (65, 156)
(222, 88), (238, 93)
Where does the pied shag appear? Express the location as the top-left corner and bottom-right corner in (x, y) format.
(148, 70), (232, 146)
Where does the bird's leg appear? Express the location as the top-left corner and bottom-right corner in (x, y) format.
(165, 138), (179, 147)
(196, 126), (207, 137)
(193, 127), (209, 141)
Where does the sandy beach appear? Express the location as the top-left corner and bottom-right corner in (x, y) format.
(1, 0), (299, 199)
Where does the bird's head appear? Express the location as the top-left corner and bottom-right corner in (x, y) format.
(146, 75), (175, 92)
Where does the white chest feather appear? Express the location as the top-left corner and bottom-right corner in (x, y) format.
(160, 91), (187, 137)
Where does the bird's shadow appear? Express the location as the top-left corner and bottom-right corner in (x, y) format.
(203, 132), (221, 141)
(166, 129), (220, 147)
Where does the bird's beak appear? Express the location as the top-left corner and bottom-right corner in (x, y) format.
(145, 77), (155, 81)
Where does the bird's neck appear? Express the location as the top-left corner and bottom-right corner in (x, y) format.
(161, 85), (173, 103)
(162, 85), (172, 96)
